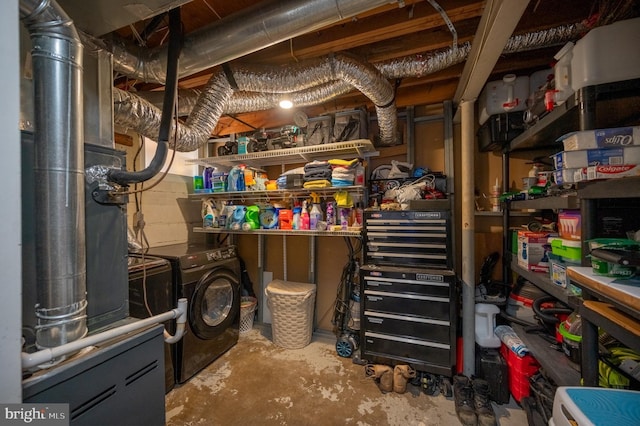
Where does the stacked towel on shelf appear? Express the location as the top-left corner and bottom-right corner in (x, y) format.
(329, 158), (359, 187)
(303, 160), (332, 181)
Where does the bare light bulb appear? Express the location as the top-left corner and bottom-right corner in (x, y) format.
(279, 99), (293, 109)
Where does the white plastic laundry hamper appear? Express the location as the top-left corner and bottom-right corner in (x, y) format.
(265, 280), (316, 349)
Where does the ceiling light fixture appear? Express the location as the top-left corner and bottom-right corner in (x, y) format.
(279, 98), (293, 109)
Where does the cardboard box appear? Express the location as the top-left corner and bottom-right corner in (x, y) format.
(553, 168), (586, 185)
(586, 164), (640, 180)
(558, 210), (581, 240)
(552, 146), (640, 169)
(517, 231), (554, 273)
(560, 126), (640, 151)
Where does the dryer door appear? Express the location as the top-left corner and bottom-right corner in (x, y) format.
(189, 267), (240, 340)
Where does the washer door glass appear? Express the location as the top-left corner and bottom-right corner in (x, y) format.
(202, 277), (234, 327)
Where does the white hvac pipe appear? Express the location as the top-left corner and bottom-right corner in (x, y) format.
(22, 298), (188, 370)
(460, 100), (476, 377)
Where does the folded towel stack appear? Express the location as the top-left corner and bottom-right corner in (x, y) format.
(329, 158), (360, 187)
(304, 160), (332, 181)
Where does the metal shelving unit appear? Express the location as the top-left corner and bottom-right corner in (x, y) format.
(186, 139), (378, 168)
(502, 78), (640, 386)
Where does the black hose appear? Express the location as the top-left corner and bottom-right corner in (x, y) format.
(108, 8), (183, 186)
(532, 295), (573, 324)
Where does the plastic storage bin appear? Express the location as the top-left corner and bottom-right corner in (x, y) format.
(571, 17), (640, 91)
(500, 343), (540, 403)
(549, 237), (582, 263)
(550, 387), (640, 426)
(265, 280), (316, 349)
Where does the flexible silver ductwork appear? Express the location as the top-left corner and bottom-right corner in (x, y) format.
(103, 0), (397, 84)
(116, 52), (396, 150)
(114, 22), (583, 151)
(21, 0), (87, 349)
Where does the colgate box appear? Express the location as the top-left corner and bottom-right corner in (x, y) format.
(517, 230), (555, 273)
(586, 164), (640, 180)
(560, 126), (640, 151)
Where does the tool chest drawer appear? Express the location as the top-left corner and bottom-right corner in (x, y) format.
(363, 290), (450, 320)
(360, 264), (457, 375)
(364, 210), (452, 268)
(363, 311), (451, 344)
(363, 331), (451, 375)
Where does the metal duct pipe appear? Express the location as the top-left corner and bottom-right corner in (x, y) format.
(20, 0), (87, 349)
(116, 52), (397, 151)
(105, 0), (397, 84)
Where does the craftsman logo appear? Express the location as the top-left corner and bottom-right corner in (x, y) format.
(413, 211), (442, 219)
(596, 165), (635, 173)
(416, 273), (444, 282)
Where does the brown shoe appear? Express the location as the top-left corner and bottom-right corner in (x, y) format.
(393, 365), (416, 393)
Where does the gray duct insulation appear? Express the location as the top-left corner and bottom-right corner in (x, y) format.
(105, 0), (396, 84)
(115, 53), (397, 150)
(113, 23), (582, 151)
(20, 0), (88, 349)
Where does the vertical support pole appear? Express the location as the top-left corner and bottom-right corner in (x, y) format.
(460, 100), (476, 377)
(502, 151), (510, 284)
(257, 234), (265, 322)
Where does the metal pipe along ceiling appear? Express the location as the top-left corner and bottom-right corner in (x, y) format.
(104, 0), (397, 84)
(20, 0), (88, 349)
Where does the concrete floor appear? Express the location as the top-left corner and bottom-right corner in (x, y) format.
(165, 326), (527, 425)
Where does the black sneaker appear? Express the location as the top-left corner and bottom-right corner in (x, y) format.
(453, 375), (477, 426)
(472, 378), (497, 426)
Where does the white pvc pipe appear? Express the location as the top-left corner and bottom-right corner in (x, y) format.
(22, 298), (188, 370)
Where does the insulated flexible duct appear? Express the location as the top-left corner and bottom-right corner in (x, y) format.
(20, 0), (87, 349)
(115, 23), (583, 151)
(117, 53), (397, 150)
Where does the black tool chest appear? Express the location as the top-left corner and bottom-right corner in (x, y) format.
(360, 210), (457, 376)
(363, 210), (452, 269)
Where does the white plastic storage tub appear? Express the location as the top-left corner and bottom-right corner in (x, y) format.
(478, 74), (529, 125)
(265, 280), (316, 349)
(571, 17), (640, 91)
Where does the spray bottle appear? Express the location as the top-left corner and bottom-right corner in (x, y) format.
(300, 200), (310, 230)
(309, 192), (323, 231)
(325, 200), (335, 229)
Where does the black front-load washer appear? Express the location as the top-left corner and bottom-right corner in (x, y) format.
(145, 243), (241, 384)
(127, 253), (175, 393)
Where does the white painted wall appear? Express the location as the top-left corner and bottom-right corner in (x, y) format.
(0, 0), (23, 403)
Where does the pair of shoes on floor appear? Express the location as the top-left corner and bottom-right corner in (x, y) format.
(365, 364), (416, 393)
(453, 375), (497, 426)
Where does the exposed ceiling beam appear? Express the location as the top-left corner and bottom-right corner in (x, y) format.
(453, 0), (530, 107)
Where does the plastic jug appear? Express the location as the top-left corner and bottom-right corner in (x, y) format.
(475, 303), (501, 348)
(553, 42), (574, 105)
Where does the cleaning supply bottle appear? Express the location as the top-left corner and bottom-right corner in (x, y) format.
(300, 200), (310, 230)
(326, 201), (335, 229)
(309, 192), (323, 230)
(292, 206), (301, 230)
